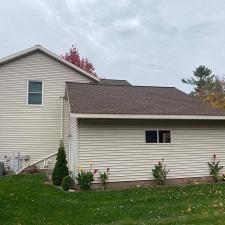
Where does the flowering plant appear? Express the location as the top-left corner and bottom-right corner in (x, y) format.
(221, 173), (225, 181)
(75, 167), (98, 190)
(99, 168), (110, 190)
(208, 154), (223, 182)
(152, 158), (169, 185)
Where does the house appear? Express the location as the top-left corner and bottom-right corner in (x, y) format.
(0, 45), (225, 185)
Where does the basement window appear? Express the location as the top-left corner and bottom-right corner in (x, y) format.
(27, 81), (43, 105)
(145, 130), (171, 143)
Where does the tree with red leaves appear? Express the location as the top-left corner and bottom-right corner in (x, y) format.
(62, 46), (97, 77)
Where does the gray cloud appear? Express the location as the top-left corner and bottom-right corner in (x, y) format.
(1, 0), (225, 92)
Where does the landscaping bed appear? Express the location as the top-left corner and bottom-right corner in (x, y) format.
(1, 173), (225, 225)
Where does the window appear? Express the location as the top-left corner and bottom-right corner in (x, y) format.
(145, 130), (171, 143)
(145, 130), (158, 143)
(158, 130), (171, 143)
(28, 81), (43, 105)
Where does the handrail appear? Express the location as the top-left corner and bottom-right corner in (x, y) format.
(16, 152), (58, 174)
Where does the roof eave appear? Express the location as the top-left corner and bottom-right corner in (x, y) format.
(71, 113), (225, 120)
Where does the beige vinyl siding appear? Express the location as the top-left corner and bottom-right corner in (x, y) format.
(33, 99), (71, 169)
(78, 119), (225, 182)
(0, 51), (92, 169)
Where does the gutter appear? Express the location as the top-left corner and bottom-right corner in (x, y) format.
(71, 113), (225, 120)
(60, 96), (64, 140)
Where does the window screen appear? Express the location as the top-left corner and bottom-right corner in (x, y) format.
(28, 81), (42, 105)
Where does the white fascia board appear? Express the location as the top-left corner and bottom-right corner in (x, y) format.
(71, 113), (225, 120)
(0, 45), (100, 82)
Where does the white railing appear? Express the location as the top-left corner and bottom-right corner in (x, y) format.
(16, 152), (58, 174)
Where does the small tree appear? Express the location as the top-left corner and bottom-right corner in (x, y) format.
(52, 141), (69, 186)
(208, 154), (223, 182)
(152, 158), (169, 185)
(99, 168), (110, 190)
(62, 45), (97, 77)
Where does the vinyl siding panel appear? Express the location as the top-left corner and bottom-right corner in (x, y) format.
(0, 51), (92, 170)
(69, 116), (78, 175)
(78, 119), (225, 182)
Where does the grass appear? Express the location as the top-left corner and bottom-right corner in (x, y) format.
(1, 174), (225, 225)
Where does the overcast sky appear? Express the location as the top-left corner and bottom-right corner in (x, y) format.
(1, 0), (225, 92)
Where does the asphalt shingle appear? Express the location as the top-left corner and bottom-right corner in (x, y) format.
(66, 82), (225, 116)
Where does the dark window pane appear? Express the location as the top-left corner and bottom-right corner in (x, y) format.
(28, 93), (42, 104)
(159, 130), (171, 143)
(29, 81), (42, 93)
(145, 130), (158, 143)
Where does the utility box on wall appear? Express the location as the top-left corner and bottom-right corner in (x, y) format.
(4, 152), (31, 173)
(12, 152), (20, 172)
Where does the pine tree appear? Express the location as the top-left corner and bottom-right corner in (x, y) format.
(52, 141), (69, 185)
(182, 66), (225, 109)
(182, 65), (216, 97)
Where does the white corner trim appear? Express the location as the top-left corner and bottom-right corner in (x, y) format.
(0, 45), (100, 82)
(69, 115), (79, 177)
(74, 117), (79, 177)
(65, 84), (72, 114)
(71, 113), (225, 120)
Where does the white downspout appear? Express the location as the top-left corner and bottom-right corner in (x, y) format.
(60, 96), (64, 140)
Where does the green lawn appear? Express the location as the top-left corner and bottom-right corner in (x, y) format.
(1, 174), (225, 225)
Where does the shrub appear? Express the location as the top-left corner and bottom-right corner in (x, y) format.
(99, 168), (110, 190)
(52, 141), (69, 186)
(152, 158), (169, 185)
(208, 154), (223, 182)
(62, 175), (75, 191)
(76, 168), (98, 190)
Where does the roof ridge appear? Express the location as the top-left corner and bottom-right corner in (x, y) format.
(66, 81), (176, 89)
(100, 78), (129, 81)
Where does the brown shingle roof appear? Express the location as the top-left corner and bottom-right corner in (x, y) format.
(98, 79), (131, 86)
(66, 82), (225, 116)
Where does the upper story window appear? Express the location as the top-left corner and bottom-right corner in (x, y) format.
(145, 130), (171, 143)
(27, 81), (43, 105)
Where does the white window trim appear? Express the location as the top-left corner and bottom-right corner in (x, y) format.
(145, 129), (172, 144)
(27, 80), (44, 106)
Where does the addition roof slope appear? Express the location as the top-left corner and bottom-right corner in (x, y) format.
(66, 82), (225, 116)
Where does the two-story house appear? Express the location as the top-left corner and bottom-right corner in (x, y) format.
(1, 45), (225, 186)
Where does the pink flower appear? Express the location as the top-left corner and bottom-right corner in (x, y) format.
(93, 169), (98, 174)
